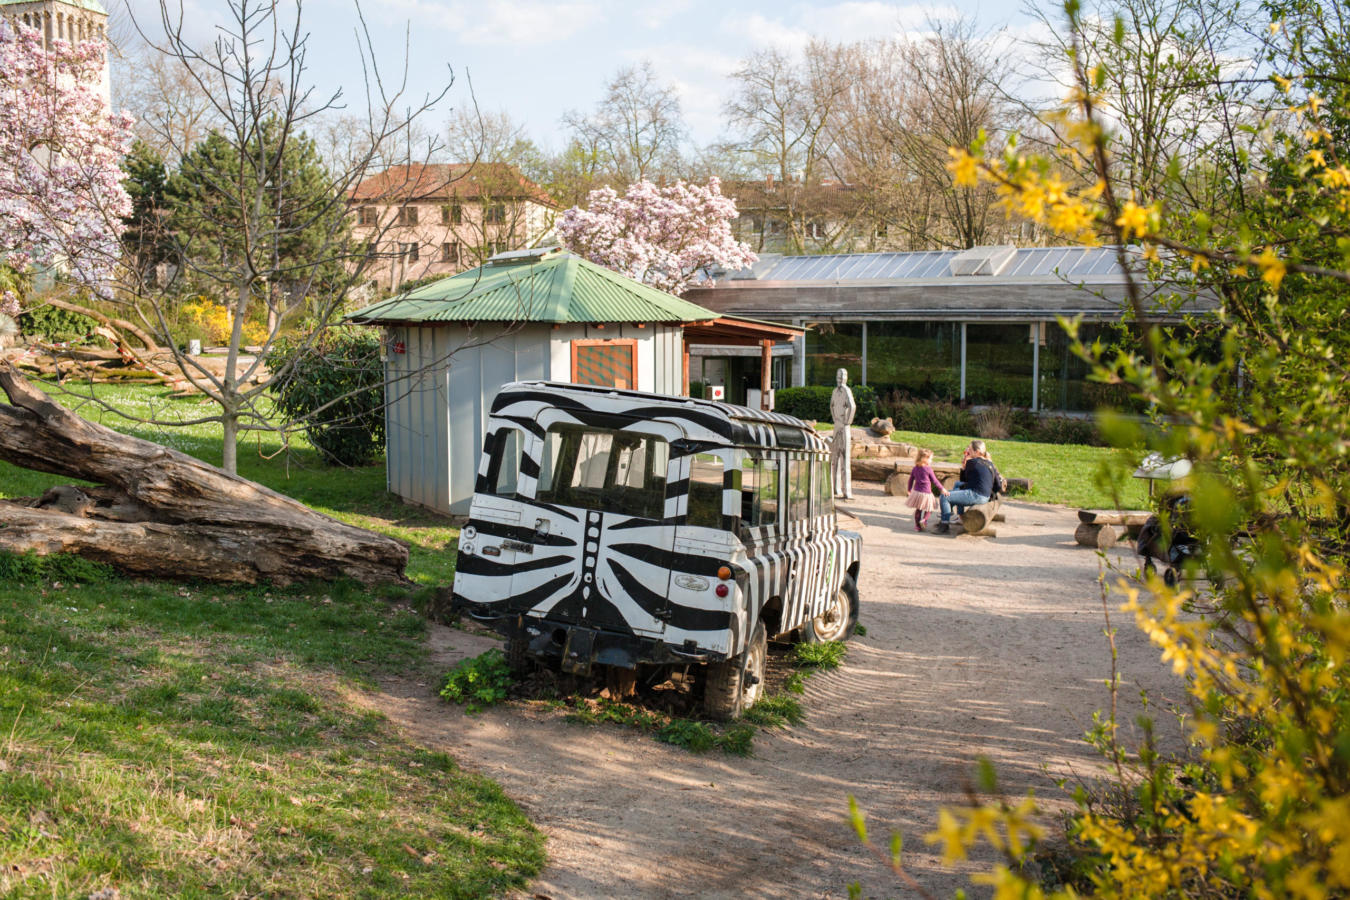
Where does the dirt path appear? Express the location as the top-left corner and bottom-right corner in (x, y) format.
(366, 483), (1186, 898)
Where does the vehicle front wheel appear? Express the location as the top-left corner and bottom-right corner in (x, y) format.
(802, 574), (859, 643)
(703, 622), (766, 721)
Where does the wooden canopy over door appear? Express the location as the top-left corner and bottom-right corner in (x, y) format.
(680, 316), (806, 410)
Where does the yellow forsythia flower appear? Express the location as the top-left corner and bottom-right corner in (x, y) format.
(949, 149), (980, 188)
(1115, 201), (1152, 239)
(1255, 248), (1286, 291)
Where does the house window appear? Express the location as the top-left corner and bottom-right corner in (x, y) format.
(398, 205), (419, 226)
(875, 221), (888, 238)
(442, 202), (462, 225)
(357, 206), (377, 226)
(807, 221), (825, 240)
(401, 242), (419, 261)
(485, 202), (507, 224)
(441, 242), (459, 264)
(571, 339), (637, 390)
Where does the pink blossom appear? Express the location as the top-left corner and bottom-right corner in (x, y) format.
(556, 177), (757, 295)
(0, 290), (17, 318)
(0, 22), (132, 292)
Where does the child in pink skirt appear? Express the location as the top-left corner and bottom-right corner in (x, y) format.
(906, 448), (949, 531)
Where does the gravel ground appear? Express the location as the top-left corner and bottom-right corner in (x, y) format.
(366, 483), (1186, 899)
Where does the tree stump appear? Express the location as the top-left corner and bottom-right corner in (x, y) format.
(1075, 522), (1120, 549)
(883, 470), (907, 496)
(0, 363), (408, 584)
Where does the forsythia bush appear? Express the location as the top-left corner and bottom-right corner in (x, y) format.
(860, 1), (1350, 896)
(181, 297), (269, 347)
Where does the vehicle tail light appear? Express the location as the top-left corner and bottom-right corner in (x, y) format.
(715, 584), (730, 598)
(717, 565), (732, 580)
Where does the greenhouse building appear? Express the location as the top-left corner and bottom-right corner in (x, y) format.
(681, 245), (1214, 412)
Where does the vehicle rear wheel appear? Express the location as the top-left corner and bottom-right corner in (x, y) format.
(802, 575), (859, 643)
(505, 636), (532, 675)
(703, 622), (766, 721)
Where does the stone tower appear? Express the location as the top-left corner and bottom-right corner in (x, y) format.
(0, 0), (110, 103)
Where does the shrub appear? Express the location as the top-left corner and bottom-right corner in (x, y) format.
(1027, 415), (1101, 446)
(439, 650), (514, 713)
(889, 399), (977, 436)
(18, 303), (98, 343)
(775, 384), (878, 425)
(269, 328), (385, 466)
(975, 403), (1016, 440)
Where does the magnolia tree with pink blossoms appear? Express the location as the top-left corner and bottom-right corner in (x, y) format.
(0, 22), (133, 293)
(557, 177), (757, 295)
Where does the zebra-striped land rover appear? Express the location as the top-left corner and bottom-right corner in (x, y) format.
(452, 381), (863, 719)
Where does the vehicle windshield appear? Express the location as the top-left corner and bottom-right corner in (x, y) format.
(536, 424), (670, 520)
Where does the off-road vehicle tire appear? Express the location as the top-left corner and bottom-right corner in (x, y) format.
(802, 574), (859, 643)
(703, 621), (766, 721)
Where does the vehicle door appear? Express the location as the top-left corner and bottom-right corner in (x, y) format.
(514, 415), (678, 637)
(781, 451), (819, 627)
(665, 449), (742, 655)
(454, 423), (536, 609)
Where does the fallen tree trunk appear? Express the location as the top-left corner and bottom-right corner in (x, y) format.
(0, 363), (408, 584)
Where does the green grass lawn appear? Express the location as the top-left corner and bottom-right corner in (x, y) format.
(890, 430), (1150, 510)
(0, 381), (541, 898)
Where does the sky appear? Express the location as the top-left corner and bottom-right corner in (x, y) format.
(118, 0), (1053, 153)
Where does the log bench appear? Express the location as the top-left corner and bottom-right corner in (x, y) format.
(1074, 509), (1153, 548)
(958, 500), (1000, 537)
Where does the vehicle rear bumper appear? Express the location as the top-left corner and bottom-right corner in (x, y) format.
(455, 600), (727, 674)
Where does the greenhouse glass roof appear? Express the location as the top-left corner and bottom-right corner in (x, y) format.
(743, 246), (1132, 284)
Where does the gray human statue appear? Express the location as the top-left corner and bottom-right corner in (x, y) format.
(829, 367), (856, 499)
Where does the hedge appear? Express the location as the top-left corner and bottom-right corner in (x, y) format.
(774, 385), (878, 425)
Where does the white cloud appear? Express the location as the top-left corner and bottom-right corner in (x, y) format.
(723, 2), (961, 52)
(639, 0), (694, 30)
(371, 0), (603, 45)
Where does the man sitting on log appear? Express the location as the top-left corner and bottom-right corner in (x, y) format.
(935, 440), (999, 534)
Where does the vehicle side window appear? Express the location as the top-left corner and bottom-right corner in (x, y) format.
(814, 456), (835, 519)
(788, 457), (810, 521)
(488, 428), (522, 497)
(687, 454), (725, 528)
(740, 455), (780, 529)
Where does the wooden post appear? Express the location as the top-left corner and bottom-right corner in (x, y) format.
(682, 341), (690, 397)
(760, 339), (772, 410)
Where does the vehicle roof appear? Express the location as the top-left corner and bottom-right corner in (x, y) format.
(492, 381), (830, 452)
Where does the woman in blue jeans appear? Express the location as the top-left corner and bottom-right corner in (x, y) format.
(936, 440), (995, 533)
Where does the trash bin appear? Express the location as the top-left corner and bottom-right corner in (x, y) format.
(187, 339), (201, 356)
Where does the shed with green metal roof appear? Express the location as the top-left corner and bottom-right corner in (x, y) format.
(345, 248), (801, 515)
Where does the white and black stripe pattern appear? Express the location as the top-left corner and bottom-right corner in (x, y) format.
(455, 382), (862, 662)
